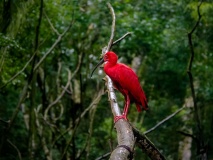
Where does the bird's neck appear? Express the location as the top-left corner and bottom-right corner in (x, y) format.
(104, 61), (116, 68)
(104, 62), (116, 74)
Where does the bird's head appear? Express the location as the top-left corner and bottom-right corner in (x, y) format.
(103, 51), (118, 65)
(90, 51), (118, 78)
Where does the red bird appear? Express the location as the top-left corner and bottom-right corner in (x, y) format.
(91, 51), (148, 122)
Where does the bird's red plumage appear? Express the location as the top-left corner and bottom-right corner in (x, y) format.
(103, 51), (148, 120)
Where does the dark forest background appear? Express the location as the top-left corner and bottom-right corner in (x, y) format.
(0, 0), (213, 159)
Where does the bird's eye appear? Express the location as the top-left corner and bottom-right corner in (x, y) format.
(104, 55), (108, 60)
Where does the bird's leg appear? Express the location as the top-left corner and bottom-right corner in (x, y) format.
(114, 94), (130, 123)
(122, 94), (130, 119)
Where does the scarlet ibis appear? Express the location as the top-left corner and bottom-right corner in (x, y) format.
(91, 51), (148, 122)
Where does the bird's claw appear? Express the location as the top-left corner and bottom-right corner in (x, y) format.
(114, 115), (128, 123)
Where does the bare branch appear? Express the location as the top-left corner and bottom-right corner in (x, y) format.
(112, 32), (132, 46)
(105, 74), (134, 160)
(95, 152), (111, 160)
(177, 131), (198, 141)
(104, 76), (121, 117)
(44, 10), (60, 36)
(144, 106), (186, 135)
(187, 0), (203, 133)
(44, 68), (71, 120)
(106, 3), (116, 52)
(0, 51), (36, 89)
(7, 139), (22, 160)
(33, 12), (75, 72)
(132, 126), (166, 160)
(0, 119), (10, 125)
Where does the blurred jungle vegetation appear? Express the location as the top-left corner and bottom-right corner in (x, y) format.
(0, 0), (213, 159)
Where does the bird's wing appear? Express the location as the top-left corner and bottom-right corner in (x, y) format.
(113, 63), (148, 110)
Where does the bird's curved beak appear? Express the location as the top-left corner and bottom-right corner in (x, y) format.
(90, 58), (104, 78)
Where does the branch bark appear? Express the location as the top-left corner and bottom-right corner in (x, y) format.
(105, 76), (134, 160)
(132, 127), (166, 160)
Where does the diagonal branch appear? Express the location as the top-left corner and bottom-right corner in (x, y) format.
(112, 32), (132, 46)
(44, 10), (60, 36)
(33, 18), (74, 71)
(132, 126), (166, 160)
(144, 106), (185, 135)
(0, 51), (36, 89)
(7, 139), (22, 160)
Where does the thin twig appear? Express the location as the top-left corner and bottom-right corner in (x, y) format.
(177, 130), (200, 151)
(0, 51), (37, 89)
(44, 68), (71, 120)
(187, 0), (203, 133)
(95, 152), (111, 160)
(33, 12), (75, 71)
(44, 10), (60, 36)
(0, 119), (10, 125)
(7, 139), (22, 160)
(177, 131), (198, 141)
(61, 85), (72, 95)
(112, 32), (132, 46)
(144, 106), (185, 135)
(132, 126), (166, 160)
(106, 3), (116, 52)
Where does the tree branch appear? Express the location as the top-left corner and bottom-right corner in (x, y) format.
(44, 10), (60, 36)
(0, 51), (36, 89)
(187, 0), (202, 132)
(132, 126), (166, 160)
(112, 32), (132, 46)
(187, 1), (206, 159)
(144, 106), (185, 135)
(33, 19), (74, 71)
(7, 139), (22, 160)
(95, 152), (111, 160)
(106, 3), (115, 52)
(44, 68), (71, 120)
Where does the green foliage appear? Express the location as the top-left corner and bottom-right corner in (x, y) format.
(0, 0), (213, 159)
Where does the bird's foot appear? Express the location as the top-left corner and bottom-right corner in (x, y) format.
(114, 115), (128, 123)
